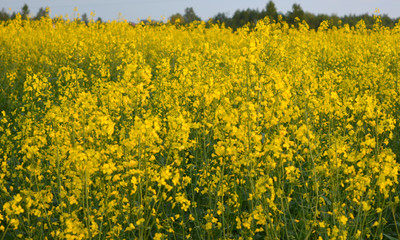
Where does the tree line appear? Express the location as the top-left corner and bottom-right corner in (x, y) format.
(172, 1), (399, 29)
(2, 2), (399, 29)
(0, 4), (102, 23)
(1, 4), (50, 21)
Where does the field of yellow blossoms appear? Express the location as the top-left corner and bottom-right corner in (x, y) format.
(0, 15), (400, 239)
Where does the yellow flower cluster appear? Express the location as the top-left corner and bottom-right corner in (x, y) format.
(0, 14), (399, 239)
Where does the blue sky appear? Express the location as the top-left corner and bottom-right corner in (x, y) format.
(1, 0), (400, 22)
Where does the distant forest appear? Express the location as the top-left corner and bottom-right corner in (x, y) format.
(1, 1), (399, 29)
(172, 1), (400, 29)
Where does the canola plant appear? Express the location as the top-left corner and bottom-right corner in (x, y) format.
(0, 15), (399, 239)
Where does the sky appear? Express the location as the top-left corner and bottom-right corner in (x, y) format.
(1, 0), (400, 22)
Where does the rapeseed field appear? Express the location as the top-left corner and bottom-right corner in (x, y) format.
(0, 15), (399, 239)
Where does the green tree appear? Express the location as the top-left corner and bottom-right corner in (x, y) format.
(34, 7), (48, 20)
(0, 8), (10, 21)
(81, 13), (88, 24)
(212, 12), (230, 25)
(231, 8), (260, 29)
(169, 13), (184, 24)
(264, 1), (278, 22)
(287, 3), (305, 25)
(304, 12), (322, 29)
(183, 7), (201, 23)
(21, 4), (30, 19)
(381, 14), (396, 28)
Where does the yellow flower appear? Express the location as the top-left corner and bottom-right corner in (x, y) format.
(205, 222), (212, 230)
(136, 218), (145, 226)
(126, 223), (135, 231)
(361, 201), (371, 211)
(154, 233), (165, 240)
(1, 14), (399, 240)
(338, 215), (348, 225)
